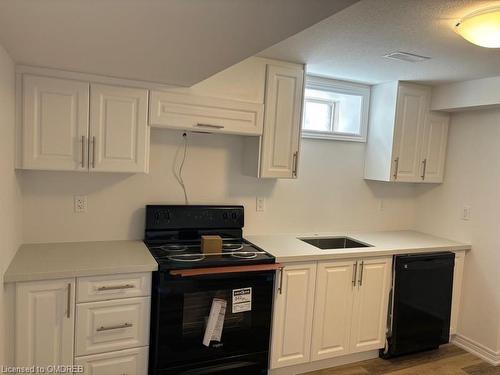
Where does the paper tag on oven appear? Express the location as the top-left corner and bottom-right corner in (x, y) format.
(232, 287), (252, 313)
(203, 298), (226, 346)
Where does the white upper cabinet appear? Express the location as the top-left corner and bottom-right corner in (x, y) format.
(259, 64), (304, 178)
(243, 62), (305, 179)
(364, 82), (448, 183)
(90, 84), (149, 173)
(149, 90), (264, 135)
(420, 112), (449, 183)
(149, 57), (265, 136)
(15, 279), (75, 367)
(392, 84), (429, 182)
(19, 75), (150, 173)
(22, 75), (89, 171)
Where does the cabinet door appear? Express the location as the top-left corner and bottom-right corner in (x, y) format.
(420, 112), (449, 183)
(15, 279), (75, 366)
(392, 84), (430, 182)
(74, 347), (148, 375)
(311, 260), (356, 361)
(270, 262), (316, 369)
(22, 75), (89, 171)
(260, 64), (304, 178)
(350, 257), (392, 353)
(90, 84), (149, 173)
(149, 90), (264, 135)
(450, 251), (465, 335)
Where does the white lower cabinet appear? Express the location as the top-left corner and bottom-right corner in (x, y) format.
(13, 273), (151, 370)
(75, 347), (148, 375)
(15, 279), (75, 366)
(311, 260), (354, 361)
(349, 257), (392, 353)
(271, 257), (392, 369)
(270, 262), (316, 369)
(450, 250), (466, 335)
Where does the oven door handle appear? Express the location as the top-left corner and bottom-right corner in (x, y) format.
(169, 263), (283, 277)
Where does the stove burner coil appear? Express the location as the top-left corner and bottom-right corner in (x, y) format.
(222, 243), (244, 252)
(231, 252), (258, 259)
(167, 253), (206, 262)
(159, 244), (188, 253)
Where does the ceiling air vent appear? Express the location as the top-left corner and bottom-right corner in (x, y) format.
(383, 51), (431, 63)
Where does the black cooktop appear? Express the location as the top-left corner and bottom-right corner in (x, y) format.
(144, 205), (275, 271)
(145, 239), (275, 271)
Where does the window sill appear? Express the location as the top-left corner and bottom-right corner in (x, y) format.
(301, 132), (366, 143)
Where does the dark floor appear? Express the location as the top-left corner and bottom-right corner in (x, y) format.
(305, 345), (500, 375)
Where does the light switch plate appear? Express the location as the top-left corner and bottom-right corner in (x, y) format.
(74, 195), (87, 213)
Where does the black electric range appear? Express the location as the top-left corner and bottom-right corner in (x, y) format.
(145, 205), (277, 375)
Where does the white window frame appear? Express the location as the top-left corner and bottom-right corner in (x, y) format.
(302, 75), (371, 142)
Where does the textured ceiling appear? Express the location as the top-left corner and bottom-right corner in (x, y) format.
(260, 0), (500, 84)
(0, 0), (358, 86)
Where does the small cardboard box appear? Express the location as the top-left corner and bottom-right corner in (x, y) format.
(201, 235), (222, 254)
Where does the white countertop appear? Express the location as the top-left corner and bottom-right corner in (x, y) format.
(246, 230), (471, 263)
(4, 240), (158, 283)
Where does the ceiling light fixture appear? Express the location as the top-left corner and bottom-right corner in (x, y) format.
(455, 7), (500, 48)
(383, 51), (431, 63)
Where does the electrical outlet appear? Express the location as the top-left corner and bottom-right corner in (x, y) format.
(74, 195), (87, 213)
(461, 205), (471, 221)
(256, 197), (265, 212)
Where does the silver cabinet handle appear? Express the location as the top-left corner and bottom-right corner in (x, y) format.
(81, 136), (86, 168)
(292, 151), (298, 177)
(352, 261), (358, 288)
(358, 261), (364, 286)
(97, 284), (134, 291)
(196, 123), (224, 129)
(278, 267), (284, 294)
(393, 157), (399, 180)
(96, 322), (133, 332)
(91, 136), (96, 168)
(421, 158), (427, 180)
(66, 283), (71, 318)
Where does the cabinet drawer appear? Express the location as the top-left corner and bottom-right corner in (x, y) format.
(76, 297), (150, 356)
(75, 347), (148, 375)
(77, 273), (151, 302)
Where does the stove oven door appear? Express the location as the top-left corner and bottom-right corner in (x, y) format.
(149, 269), (275, 374)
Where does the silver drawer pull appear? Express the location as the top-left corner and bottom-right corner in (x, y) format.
(196, 123), (224, 129)
(96, 322), (133, 332)
(97, 284), (134, 291)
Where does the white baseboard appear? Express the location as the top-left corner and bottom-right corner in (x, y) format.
(452, 334), (500, 366)
(268, 350), (379, 375)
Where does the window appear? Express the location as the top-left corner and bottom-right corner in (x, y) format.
(302, 76), (370, 142)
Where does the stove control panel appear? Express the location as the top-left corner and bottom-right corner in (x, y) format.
(146, 205), (244, 230)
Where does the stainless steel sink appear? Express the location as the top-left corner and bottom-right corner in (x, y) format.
(299, 236), (372, 250)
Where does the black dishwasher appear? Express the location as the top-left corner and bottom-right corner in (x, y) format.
(381, 252), (455, 358)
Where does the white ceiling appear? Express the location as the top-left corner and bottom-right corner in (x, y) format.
(0, 0), (358, 87)
(260, 0), (500, 85)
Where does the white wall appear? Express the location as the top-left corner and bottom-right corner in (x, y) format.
(21, 130), (417, 243)
(415, 108), (500, 354)
(0, 44), (22, 364)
